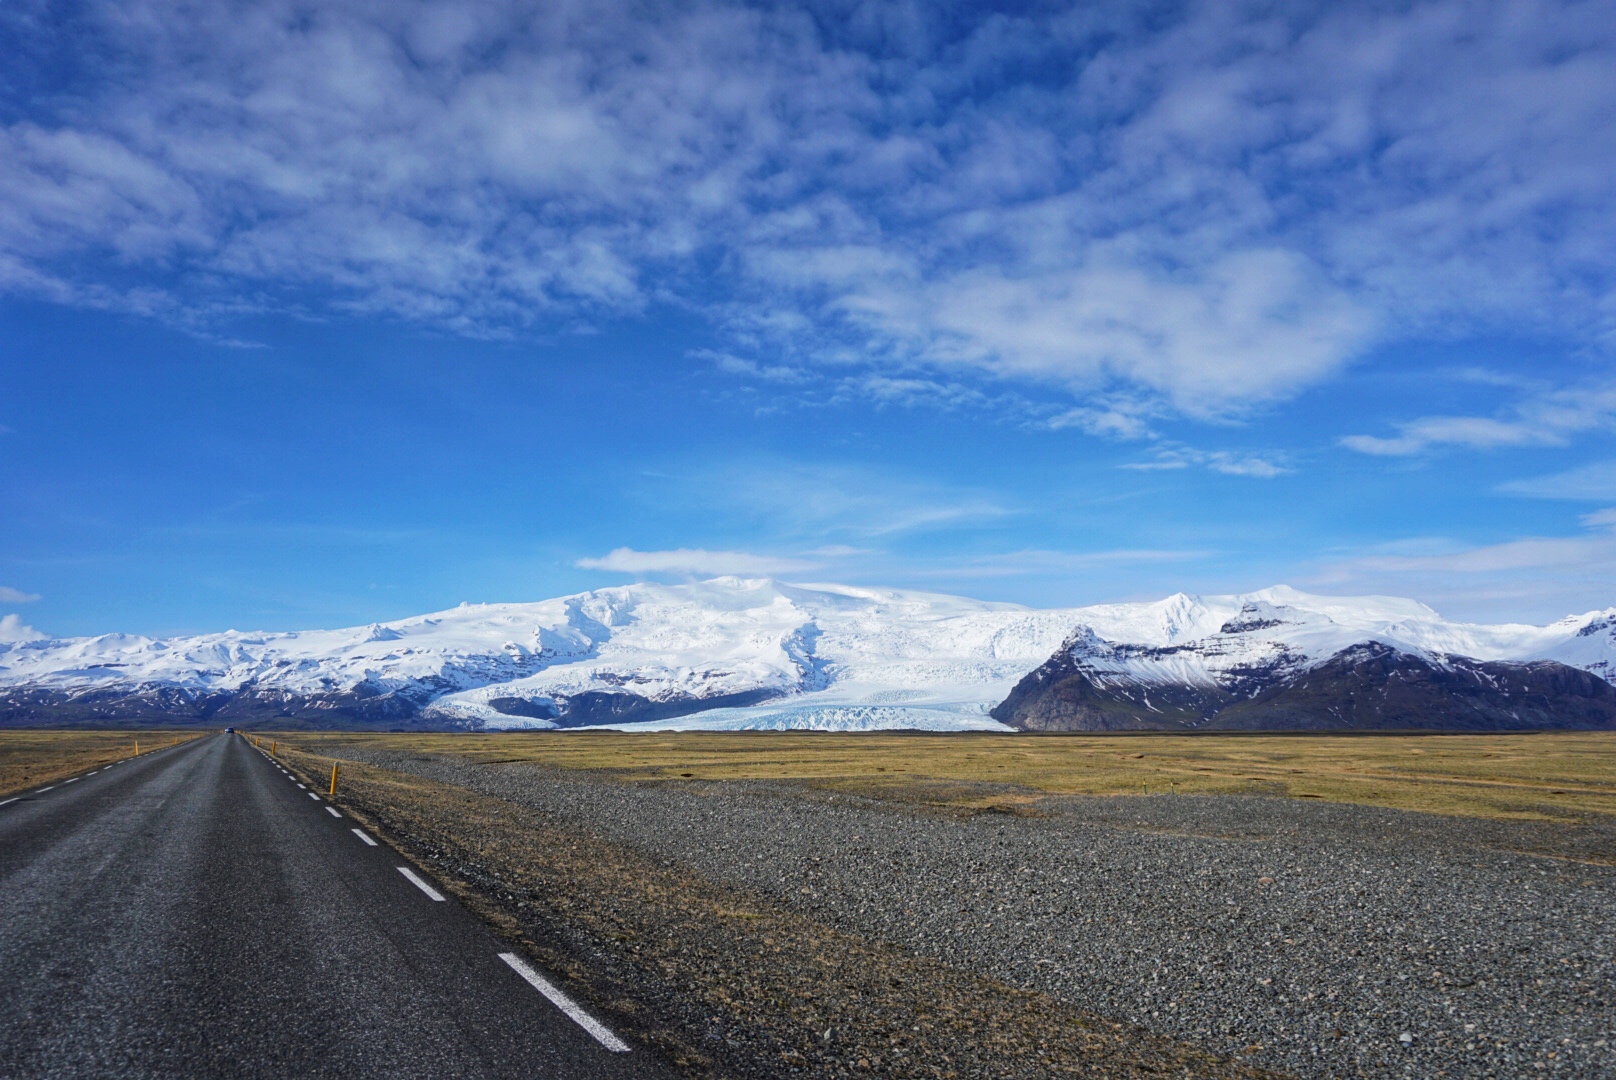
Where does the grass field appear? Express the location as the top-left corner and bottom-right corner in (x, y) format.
(274, 729), (1616, 822)
(0, 729), (201, 796)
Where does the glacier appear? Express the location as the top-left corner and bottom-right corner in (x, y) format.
(0, 578), (1612, 730)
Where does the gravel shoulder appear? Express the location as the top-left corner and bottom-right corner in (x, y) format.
(293, 744), (1615, 1079)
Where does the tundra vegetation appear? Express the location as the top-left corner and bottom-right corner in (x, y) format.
(279, 730), (1616, 822)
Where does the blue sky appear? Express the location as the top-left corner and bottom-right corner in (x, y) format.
(3, 0), (1616, 638)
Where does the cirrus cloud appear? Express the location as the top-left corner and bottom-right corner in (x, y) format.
(576, 547), (820, 577)
(1305, 509), (1616, 620)
(1343, 382), (1616, 456)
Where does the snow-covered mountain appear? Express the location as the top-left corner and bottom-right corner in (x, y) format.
(1012, 585), (1616, 688)
(1, 579), (1613, 731)
(992, 587), (1616, 732)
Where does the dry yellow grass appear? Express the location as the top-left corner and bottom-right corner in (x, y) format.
(0, 729), (201, 795)
(278, 729), (1616, 822)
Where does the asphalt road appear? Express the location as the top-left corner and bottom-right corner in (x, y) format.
(0, 732), (679, 1079)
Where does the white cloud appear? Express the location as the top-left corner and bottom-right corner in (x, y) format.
(1120, 445), (1290, 477)
(0, 614), (45, 642)
(820, 250), (1375, 417)
(1047, 397), (1159, 440)
(694, 350), (809, 385)
(830, 374), (1011, 414)
(1498, 460), (1616, 500)
(908, 548), (1212, 580)
(1205, 454), (1289, 479)
(1305, 516), (1616, 620)
(0, 586), (40, 603)
(1343, 383), (1616, 456)
(1325, 537), (1612, 576)
(3, 0), (1615, 420)
(708, 463), (1008, 538)
(1342, 418), (1561, 456)
(576, 547), (818, 576)
(1581, 508), (1616, 529)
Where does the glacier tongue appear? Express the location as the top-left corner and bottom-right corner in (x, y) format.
(1, 577), (1613, 731)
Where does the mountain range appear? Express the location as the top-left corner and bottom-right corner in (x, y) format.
(2, 578), (1614, 732)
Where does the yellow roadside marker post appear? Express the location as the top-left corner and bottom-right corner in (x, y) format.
(134, 740), (140, 756)
(271, 741), (276, 755)
(329, 763), (339, 797)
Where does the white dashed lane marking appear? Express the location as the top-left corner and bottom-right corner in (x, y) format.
(397, 866), (446, 902)
(64, 778), (78, 784)
(37, 786), (54, 793)
(0, 798), (17, 807)
(498, 952), (631, 1052)
(352, 828), (378, 846)
(308, 793), (320, 800)
(325, 806), (341, 818)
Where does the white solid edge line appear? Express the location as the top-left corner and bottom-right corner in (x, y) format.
(351, 828), (378, 846)
(397, 866), (446, 902)
(0, 797), (17, 807)
(498, 952), (631, 1053)
(325, 806), (341, 817)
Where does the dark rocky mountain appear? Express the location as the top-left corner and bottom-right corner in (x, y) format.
(0, 684), (786, 731)
(992, 639), (1616, 732)
(0, 685), (442, 731)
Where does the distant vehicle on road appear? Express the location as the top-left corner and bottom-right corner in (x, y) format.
(224, 727), (235, 733)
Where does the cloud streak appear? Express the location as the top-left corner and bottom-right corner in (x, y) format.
(1120, 445), (1290, 478)
(707, 463), (1009, 539)
(1305, 512), (1616, 620)
(1343, 383), (1616, 456)
(1498, 461), (1616, 501)
(907, 548), (1213, 580)
(576, 547), (819, 577)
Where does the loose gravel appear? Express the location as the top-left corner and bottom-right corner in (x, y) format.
(329, 747), (1616, 1079)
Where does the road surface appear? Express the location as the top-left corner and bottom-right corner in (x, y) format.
(0, 732), (678, 1079)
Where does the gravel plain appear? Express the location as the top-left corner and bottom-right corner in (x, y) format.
(327, 747), (1615, 1079)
